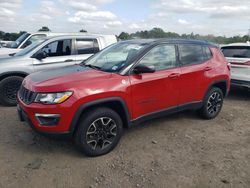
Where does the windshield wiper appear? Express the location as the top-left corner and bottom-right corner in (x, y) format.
(83, 64), (101, 70)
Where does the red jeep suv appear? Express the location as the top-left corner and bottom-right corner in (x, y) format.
(17, 39), (230, 156)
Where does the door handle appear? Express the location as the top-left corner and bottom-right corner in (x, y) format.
(204, 67), (212, 71)
(168, 73), (180, 79)
(64, 59), (74, 62)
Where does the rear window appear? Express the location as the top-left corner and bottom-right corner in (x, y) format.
(203, 46), (213, 60)
(179, 45), (204, 65)
(76, 39), (99, 55)
(221, 46), (250, 58)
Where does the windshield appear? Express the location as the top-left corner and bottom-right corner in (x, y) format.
(10, 33), (30, 48)
(14, 38), (46, 57)
(83, 42), (148, 73)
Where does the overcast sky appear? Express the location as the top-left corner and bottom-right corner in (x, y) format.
(0, 0), (250, 36)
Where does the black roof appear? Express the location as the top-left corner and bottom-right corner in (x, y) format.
(121, 38), (217, 47)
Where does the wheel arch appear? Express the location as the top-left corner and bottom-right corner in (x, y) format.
(205, 80), (228, 99)
(0, 71), (28, 82)
(70, 97), (131, 135)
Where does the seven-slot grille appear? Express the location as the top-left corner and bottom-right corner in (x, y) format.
(19, 85), (37, 104)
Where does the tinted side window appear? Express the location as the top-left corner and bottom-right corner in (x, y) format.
(139, 45), (177, 71)
(221, 46), (250, 58)
(203, 46), (213, 60)
(179, 45), (204, 65)
(76, 39), (99, 55)
(21, 34), (46, 49)
(41, 39), (72, 57)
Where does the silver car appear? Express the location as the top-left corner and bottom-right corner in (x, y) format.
(0, 34), (117, 106)
(0, 32), (91, 57)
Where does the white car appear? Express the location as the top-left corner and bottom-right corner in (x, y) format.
(0, 32), (63, 56)
(0, 41), (13, 48)
(221, 43), (250, 90)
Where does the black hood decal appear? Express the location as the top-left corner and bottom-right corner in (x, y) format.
(30, 65), (90, 82)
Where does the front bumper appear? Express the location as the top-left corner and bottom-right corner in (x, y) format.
(231, 79), (250, 89)
(17, 104), (72, 138)
(17, 94), (78, 137)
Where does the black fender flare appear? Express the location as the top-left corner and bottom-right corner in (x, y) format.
(69, 97), (131, 134)
(203, 80), (229, 101)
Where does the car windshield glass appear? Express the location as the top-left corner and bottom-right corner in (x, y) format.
(83, 42), (148, 73)
(10, 33), (31, 48)
(221, 46), (250, 58)
(14, 39), (46, 57)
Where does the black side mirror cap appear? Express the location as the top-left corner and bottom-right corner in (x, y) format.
(35, 52), (47, 60)
(133, 64), (155, 74)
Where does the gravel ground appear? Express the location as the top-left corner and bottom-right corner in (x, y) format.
(0, 87), (249, 188)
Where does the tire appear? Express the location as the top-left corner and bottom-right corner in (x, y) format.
(74, 107), (123, 157)
(0, 76), (24, 106)
(199, 87), (224, 120)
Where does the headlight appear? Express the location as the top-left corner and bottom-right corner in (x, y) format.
(35, 91), (73, 104)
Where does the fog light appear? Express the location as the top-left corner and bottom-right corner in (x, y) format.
(35, 113), (60, 126)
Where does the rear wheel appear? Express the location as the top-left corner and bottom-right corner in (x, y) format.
(74, 107), (123, 157)
(0, 76), (24, 106)
(199, 87), (224, 119)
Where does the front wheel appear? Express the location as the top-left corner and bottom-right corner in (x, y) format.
(74, 107), (123, 157)
(199, 87), (224, 119)
(0, 76), (24, 106)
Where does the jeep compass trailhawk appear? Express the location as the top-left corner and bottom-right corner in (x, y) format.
(17, 39), (230, 156)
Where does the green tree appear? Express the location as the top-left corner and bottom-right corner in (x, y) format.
(149, 27), (166, 38)
(79, 29), (87, 33)
(0, 31), (4, 40)
(118, 32), (130, 40)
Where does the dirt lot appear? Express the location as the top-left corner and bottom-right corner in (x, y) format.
(0, 88), (249, 188)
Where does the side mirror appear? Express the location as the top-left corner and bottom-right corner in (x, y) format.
(133, 64), (155, 74)
(35, 52), (47, 60)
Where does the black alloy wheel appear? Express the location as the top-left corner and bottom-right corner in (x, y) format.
(74, 107), (123, 157)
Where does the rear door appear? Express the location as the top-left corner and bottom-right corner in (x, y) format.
(178, 44), (212, 104)
(74, 38), (100, 64)
(221, 46), (250, 82)
(129, 44), (180, 119)
(33, 39), (76, 72)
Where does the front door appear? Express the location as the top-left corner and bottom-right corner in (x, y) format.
(33, 39), (76, 72)
(129, 44), (180, 119)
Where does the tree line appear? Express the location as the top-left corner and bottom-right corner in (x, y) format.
(118, 28), (250, 44)
(1, 27), (249, 44)
(0, 31), (27, 41)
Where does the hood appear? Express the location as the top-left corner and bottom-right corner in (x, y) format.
(0, 54), (26, 64)
(25, 65), (112, 92)
(0, 47), (20, 56)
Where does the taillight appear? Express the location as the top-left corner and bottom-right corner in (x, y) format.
(244, 61), (250, 66)
(227, 62), (231, 71)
